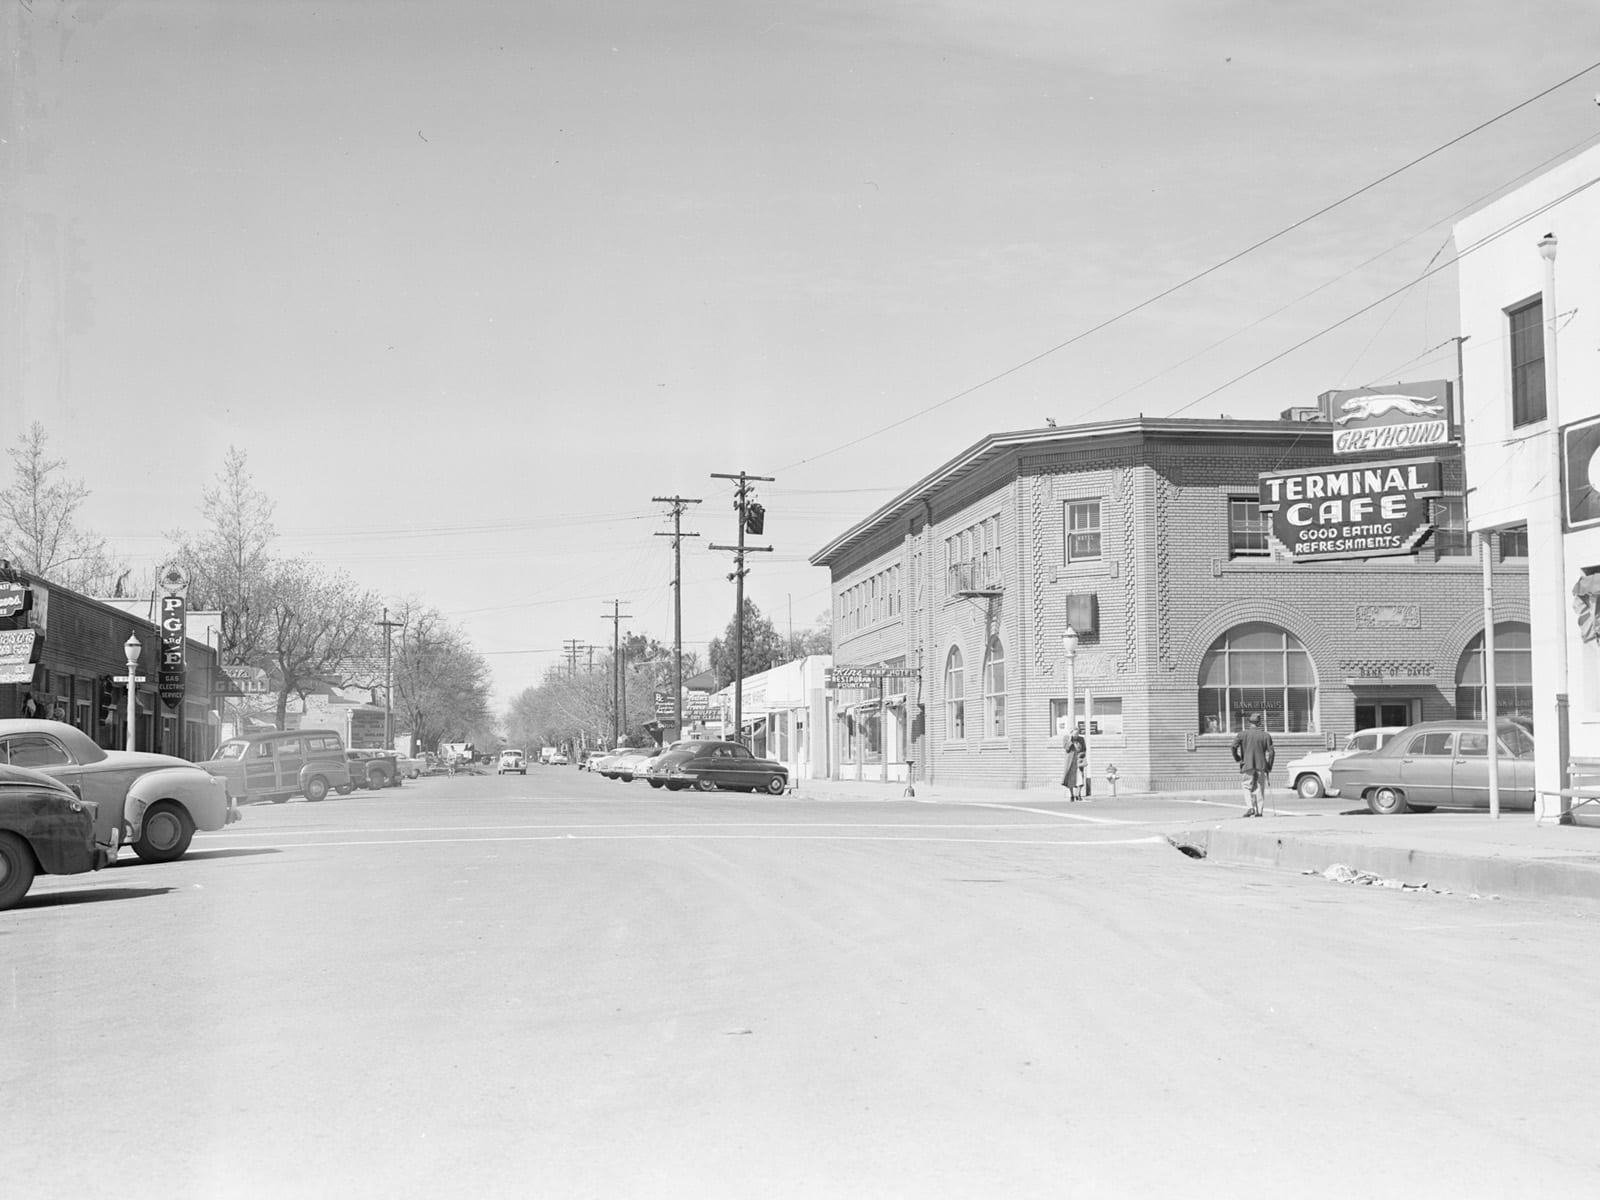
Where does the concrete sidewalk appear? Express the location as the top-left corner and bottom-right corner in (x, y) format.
(787, 776), (1600, 906)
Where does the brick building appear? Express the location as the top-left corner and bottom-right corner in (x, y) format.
(0, 571), (220, 760)
(811, 413), (1530, 793)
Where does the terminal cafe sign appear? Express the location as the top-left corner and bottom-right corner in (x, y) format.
(1258, 457), (1442, 562)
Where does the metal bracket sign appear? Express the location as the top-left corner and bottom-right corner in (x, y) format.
(1258, 457), (1443, 562)
(0, 627), (39, 685)
(158, 591), (187, 709)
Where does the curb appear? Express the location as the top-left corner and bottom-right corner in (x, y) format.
(1179, 824), (1600, 905)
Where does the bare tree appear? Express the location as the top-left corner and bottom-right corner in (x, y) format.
(167, 447), (278, 665)
(0, 421), (121, 591)
(263, 559), (379, 729)
(390, 601), (492, 752)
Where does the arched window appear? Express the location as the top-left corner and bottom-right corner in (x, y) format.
(983, 636), (1006, 738)
(1197, 622), (1316, 734)
(944, 646), (965, 740)
(1455, 623), (1533, 726)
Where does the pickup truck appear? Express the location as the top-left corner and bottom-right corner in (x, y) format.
(346, 749), (404, 789)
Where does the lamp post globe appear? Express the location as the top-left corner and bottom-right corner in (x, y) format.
(123, 634), (141, 752)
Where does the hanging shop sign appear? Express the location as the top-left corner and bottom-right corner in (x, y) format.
(1327, 381), (1452, 456)
(158, 590), (187, 709)
(0, 581), (27, 618)
(0, 628), (41, 686)
(1258, 457), (1442, 562)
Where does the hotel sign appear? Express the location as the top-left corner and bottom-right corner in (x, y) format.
(1327, 382), (1452, 456)
(1258, 458), (1442, 562)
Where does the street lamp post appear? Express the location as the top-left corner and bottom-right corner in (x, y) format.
(123, 634), (143, 752)
(1062, 626), (1079, 742)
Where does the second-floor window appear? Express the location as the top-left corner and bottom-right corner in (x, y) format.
(1431, 497), (1471, 558)
(1229, 497), (1270, 558)
(1509, 298), (1546, 428)
(1065, 500), (1102, 562)
(1499, 525), (1528, 560)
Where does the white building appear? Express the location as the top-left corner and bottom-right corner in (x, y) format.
(1455, 143), (1600, 822)
(709, 655), (832, 781)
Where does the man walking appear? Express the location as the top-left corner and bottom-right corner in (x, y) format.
(1231, 712), (1275, 817)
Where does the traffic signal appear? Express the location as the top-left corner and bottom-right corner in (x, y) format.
(744, 501), (765, 536)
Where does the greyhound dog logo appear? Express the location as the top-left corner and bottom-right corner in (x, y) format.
(1336, 393), (1446, 424)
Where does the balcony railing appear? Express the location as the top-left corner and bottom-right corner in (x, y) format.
(948, 560), (1002, 597)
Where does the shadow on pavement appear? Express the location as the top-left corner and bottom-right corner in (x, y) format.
(15, 886), (176, 910)
(108, 847), (282, 866)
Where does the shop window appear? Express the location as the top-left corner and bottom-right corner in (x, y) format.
(944, 646), (965, 740)
(982, 636), (1006, 738)
(1455, 623), (1533, 725)
(1197, 622), (1317, 734)
(1229, 497), (1270, 558)
(1509, 297), (1546, 428)
(1065, 500), (1102, 562)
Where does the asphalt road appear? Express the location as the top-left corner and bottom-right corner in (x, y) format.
(5, 768), (1598, 1199)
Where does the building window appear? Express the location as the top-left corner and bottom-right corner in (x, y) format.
(1455, 623), (1533, 726)
(1197, 622), (1317, 734)
(1499, 525), (1528, 560)
(944, 646), (965, 740)
(1509, 298), (1546, 428)
(982, 636), (1006, 738)
(1431, 496), (1471, 557)
(1229, 497), (1270, 558)
(1065, 500), (1102, 562)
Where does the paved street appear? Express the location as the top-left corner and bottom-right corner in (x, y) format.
(7, 769), (1600, 1199)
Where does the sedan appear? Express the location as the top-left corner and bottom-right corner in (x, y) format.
(647, 740), (789, 795)
(1283, 726), (1405, 799)
(0, 719), (239, 861)
(1329, 719), (1536, 815)
(0, 763), (119, 910)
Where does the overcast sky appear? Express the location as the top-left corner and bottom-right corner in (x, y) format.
(5, 0), (1598, 711)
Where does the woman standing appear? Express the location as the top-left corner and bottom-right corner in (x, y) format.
(1061, 731), (1086, 801)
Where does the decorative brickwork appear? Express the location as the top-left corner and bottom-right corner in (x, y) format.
(1117, 465), (1138, 674)
(1031, 473), (1052, 675)
(1155, 471), (1175, 671)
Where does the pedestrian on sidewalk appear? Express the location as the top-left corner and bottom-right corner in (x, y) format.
(1231, 712), (1274, 817)
(1061, 730), (1086, 801)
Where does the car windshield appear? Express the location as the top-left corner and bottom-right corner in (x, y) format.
(1501, 724), (1535, 757)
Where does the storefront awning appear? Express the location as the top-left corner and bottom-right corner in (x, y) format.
(1344, 675), (1439, 688)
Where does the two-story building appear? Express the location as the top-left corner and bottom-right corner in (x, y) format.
(1455, 142), (1600, 822)
(812, 411), (1529, 793)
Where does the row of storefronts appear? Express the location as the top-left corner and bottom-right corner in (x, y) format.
(0, 572), (222, 760)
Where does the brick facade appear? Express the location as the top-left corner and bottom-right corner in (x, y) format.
(814, 419), (1530, 792)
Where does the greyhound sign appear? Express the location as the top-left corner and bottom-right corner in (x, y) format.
(1327, 380), (1452, 456)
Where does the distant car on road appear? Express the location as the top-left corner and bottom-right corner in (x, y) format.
(1283, 727), (1405, 799)
(2, 718), (240, 862)
(0, 762), (119, 910)
(647, 740), (789, 795)
(548, 751), (569, 766)
(497, 749), (526, 775)
(1329, 719), (1536, 815)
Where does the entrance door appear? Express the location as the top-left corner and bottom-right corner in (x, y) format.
(1356, 700), (1415, 731)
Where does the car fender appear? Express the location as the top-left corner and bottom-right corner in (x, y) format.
(299, 761), (352, 793)
(122, 767), (233, 841)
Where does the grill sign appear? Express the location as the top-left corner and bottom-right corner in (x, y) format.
(158, 593), (187, 709)
(1258, 458), (1442, 561)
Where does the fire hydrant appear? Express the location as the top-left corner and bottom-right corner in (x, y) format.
(1104, 763), (1120, 797)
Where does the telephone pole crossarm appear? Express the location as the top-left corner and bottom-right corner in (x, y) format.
(653, 496), (703, 737)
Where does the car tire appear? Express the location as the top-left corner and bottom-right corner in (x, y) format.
(270, 794), (289, 805)
(372, 768), (393, 789)
(336, 784), (355, 796)
(765, 775), (787, 796)
(648, 779), (663, 788)
(665, 781), (685, 791)
(1368, 786), (1408, 815)
(1295, 774), (1326, 800)
(305, 775), (330, 803)
(0, 832), (37, 911)
(132, 801), (195, 863)
(696, 777), (718, 792)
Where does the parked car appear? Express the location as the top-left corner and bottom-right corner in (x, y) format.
(497, 749), (526, 775)
(346, 749), (404, 789)
(204, 728), (355, 805)
(0, 762), (120, 910)
(1283, 727), (1406, 799)
(0, 718), (241, 862)
(607, 748), (658, 781)
(395, 753), (425, 779)
(591, 747), (635, 778)
(647, 740), (790, 794)
(1329, 719), (1536, 815)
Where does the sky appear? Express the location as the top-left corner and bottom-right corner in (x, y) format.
(4, 0), (1599, 714)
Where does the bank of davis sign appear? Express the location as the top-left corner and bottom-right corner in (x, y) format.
(1258, 457), (1442, 562)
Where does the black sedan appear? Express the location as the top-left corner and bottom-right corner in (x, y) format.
(0, 762), (118, 909)
(1328, 718), (1536, 815)
(647, 740), (790, 795)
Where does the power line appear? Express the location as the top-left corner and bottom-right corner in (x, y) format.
(778, 59), (1600, 472)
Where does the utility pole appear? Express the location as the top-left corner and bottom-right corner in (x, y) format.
(601, 601), (630, 746)
(376, 606), (405, 750)
(562, 638), (584, 679)
(654, 494), (702, 739)
(711, 470), (774, 747)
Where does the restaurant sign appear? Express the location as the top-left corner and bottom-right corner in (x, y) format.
(826, 666), (921, 690)
(1258, 457), (1442, 562)
(0, 627), (40, 686)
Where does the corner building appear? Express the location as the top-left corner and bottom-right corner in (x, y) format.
(811, 417), (1529, 793)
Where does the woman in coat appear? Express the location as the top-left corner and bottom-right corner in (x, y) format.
(1061, 732), (1086, 801)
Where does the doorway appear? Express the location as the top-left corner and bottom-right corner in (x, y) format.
(1355, 700), (1415, 730)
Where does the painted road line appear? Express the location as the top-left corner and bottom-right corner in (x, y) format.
(184, 832), (1175, 850)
